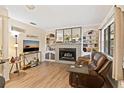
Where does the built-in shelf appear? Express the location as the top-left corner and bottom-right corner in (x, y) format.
(83, 30), (99, 52)
(45, 33), (56, 61)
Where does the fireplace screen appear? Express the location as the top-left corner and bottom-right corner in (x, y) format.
(59, 48), (76, 61)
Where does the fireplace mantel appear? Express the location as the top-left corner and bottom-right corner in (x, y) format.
(54, 42), (81, 46)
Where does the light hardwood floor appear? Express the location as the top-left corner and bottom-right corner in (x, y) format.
(6, 62), (71, 88)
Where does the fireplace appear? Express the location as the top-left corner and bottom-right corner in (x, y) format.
(59, 48), (76, 61)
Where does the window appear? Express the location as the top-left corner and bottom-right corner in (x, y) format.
(64, 29), (72, 42)
(104, 23), (114, 57)
(104, 28), (109, 54)
(72, 28), (81, 42)
(56, 29), (64, 42)
(56, 27), (81, 43)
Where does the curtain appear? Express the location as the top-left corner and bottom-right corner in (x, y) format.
(99, 29), (102, 52)
(112, 6), (124, 80)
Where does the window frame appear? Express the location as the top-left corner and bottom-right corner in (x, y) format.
(56, 27), (82, 43)
(104, 22), (114, 57)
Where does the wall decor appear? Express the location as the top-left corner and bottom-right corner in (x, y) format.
(23, 40), (39, 52)
(26, 35), (39, 38)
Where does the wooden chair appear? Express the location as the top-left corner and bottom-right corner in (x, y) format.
(9, 55), (22, 73)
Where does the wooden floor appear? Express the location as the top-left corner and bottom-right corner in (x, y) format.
(6, 62), (71, 88)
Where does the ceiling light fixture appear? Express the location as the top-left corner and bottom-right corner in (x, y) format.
(26, 5), (35, 10)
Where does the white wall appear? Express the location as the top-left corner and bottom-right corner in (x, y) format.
(8, 19), (46, 61)
(0, 7), (9, 80)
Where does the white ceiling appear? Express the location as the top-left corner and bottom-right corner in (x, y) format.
(3, 5), (112, 30)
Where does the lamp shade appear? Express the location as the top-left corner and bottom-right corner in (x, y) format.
(14, 43), (18, 48)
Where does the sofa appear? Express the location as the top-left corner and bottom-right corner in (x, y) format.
(69, 52), (112, 88)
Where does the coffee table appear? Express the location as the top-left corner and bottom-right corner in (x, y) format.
(67, 64), (89, 74)
(67, 64), (89, 87)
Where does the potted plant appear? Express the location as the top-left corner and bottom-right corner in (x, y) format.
(65, 35), (70, 43)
